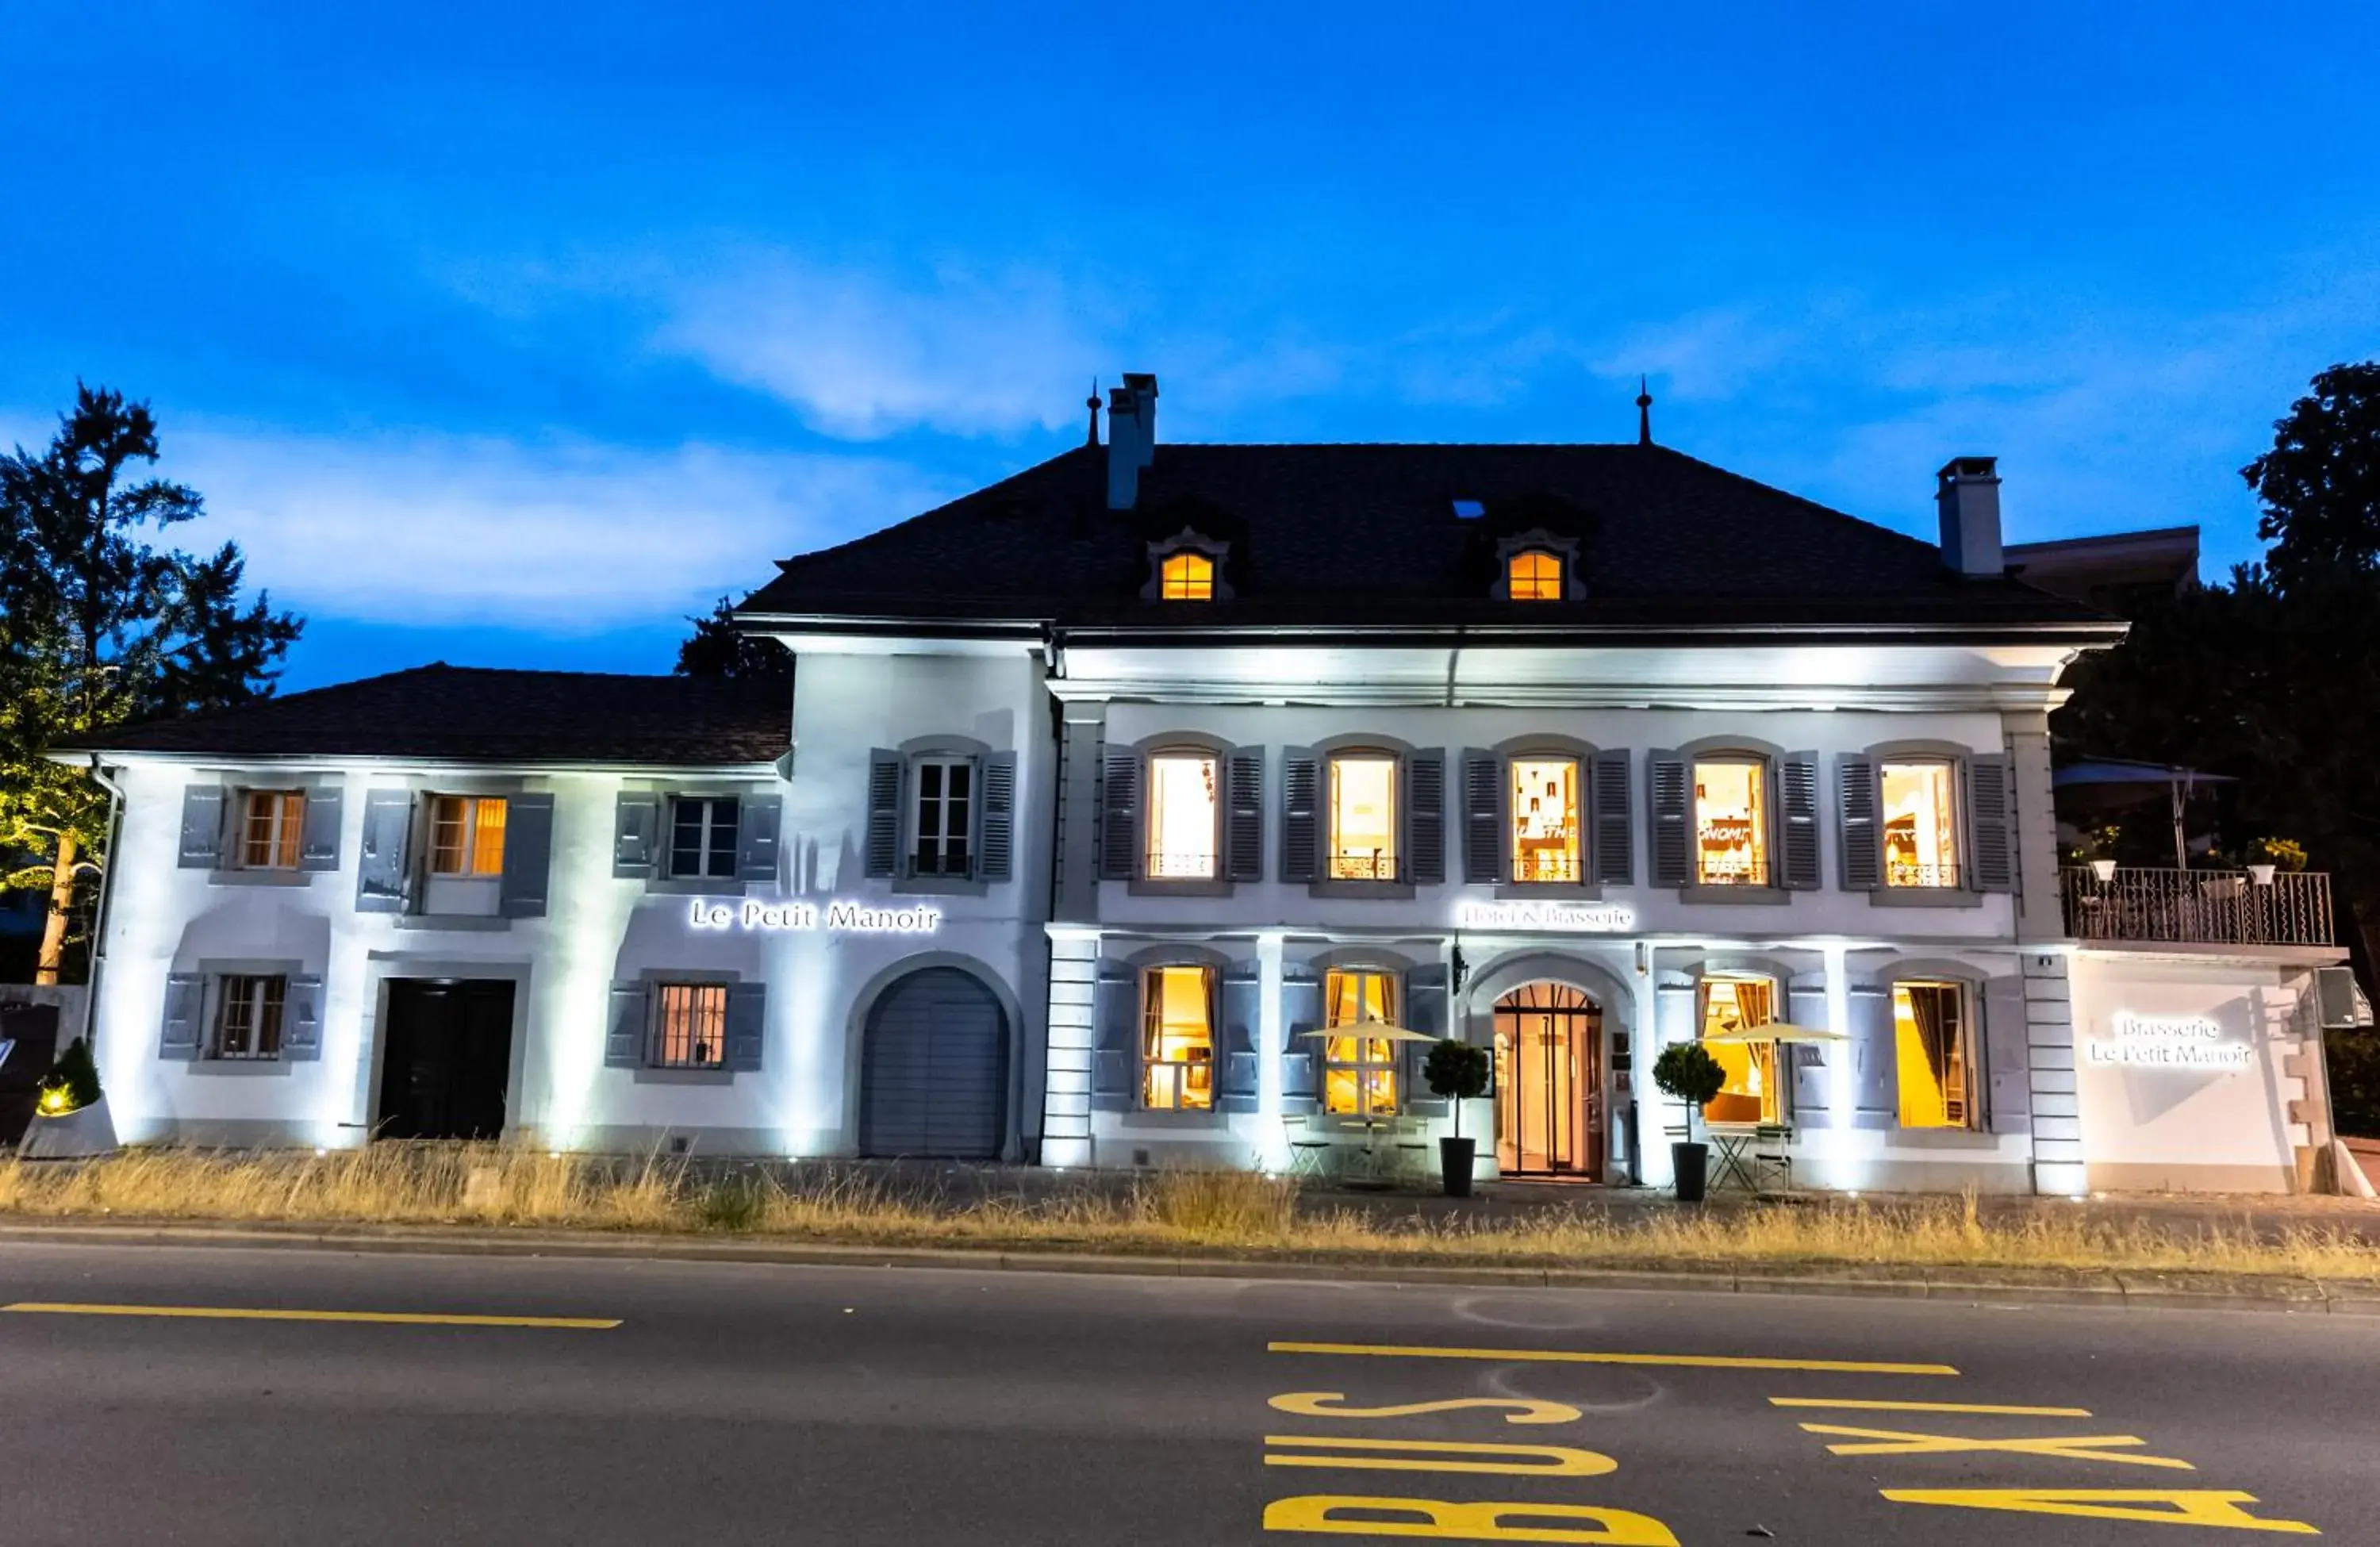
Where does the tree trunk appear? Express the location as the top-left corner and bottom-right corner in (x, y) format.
(33, 830), (77, 986)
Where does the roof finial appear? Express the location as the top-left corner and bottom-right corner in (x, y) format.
(1636, 375), (1654, 447)
(1085, 379), (1103, 447)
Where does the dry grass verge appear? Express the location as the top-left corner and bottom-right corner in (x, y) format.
(2, 1145), (2374, 1283)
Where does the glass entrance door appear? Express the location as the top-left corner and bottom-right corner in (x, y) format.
(1493, 984), (1603, 1179)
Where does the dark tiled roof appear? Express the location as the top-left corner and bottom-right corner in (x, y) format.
(70, 665), (790, 766)
(739, 443), (2113, 634)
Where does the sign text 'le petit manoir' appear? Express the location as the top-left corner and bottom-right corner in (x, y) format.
(688, 899), (941, 935)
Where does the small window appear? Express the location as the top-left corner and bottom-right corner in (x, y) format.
(669, 796), (742, 880)
(1692, 759), (1767, 886)
(1508, 550), (1564, 601)
(239, 790), (305, 869)
(1700, 975), (1778, 1124)
(428, 795), (508, 877)
(1324, 968), (1401, 1116)
(213, 973), (286, 1061)
(1142, 965), (1215, 1111)
(1894, 981), (1971, 1128)
(1510, 756), (1580, 884)
(912, 757), (974, 877)
(652, 982), (729, 1069)
(1881, 761), (1960, 889)
(1327, 754), (1399, 881)
(1145, 751), (1219, 879)
(1160, 551), (1215, 601)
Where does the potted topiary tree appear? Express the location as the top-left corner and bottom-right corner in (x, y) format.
(22, 1035), (117, 1159)
(1651, 1042), (1726, 1203)
(1423, 1038), (1491, 1198)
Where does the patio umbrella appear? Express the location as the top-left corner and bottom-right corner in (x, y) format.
(2053, 758), (2236, 870)
(1700, 1021), (1847, 1045)
(1296, 1020), (1439, 1043)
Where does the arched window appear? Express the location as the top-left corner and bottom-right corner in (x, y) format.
(1160, 551), (1215, 601)
(1507, 550), (1564, 601)
(1699, 973), (1779, 1125)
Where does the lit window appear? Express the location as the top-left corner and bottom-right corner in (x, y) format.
(1328, 754), (1399, 881)
(1146, 752), (1219, 879)
(653, 983), (729, 1069)
(240, 789), (305, 869)
(213, 973), (286, 1061)
(1894, 981), (1969, 1128)
(1510, 757), (1580, 883)
(1699, 975), (1778, 1125)
(1142, 965), (1214, 1111)
(1508, 551), (1564, 600)
(669, 796), (741, 880)
(429, 795), (508, 877)
(1161, 551), (1215, 601)
(912, 758), (973, 877)
(1881, 762), (1959, 889)
(1324, 969), (1400, 1116)
(1692, 760), (1767, 886)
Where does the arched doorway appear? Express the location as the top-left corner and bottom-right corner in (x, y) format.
(1493, 983), (1604, 1180)
(859, 967), (1008, 1159)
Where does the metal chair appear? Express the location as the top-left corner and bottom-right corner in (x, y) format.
(1751, 1123), (1794, 1193)
(1283, 1115), (1334, 1181)
(1391, 1116), (1433, 1185)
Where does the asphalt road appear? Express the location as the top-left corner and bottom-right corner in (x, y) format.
(0, 1242), (2370, 1545)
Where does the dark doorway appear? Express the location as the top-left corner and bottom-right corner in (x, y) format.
(378, 979), (515, 1141)
(0, 1000), (63, 1147)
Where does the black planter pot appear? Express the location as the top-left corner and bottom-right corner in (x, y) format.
(1671, 1141), (1710, 1203)
(1439, 1136), (1477, 1198)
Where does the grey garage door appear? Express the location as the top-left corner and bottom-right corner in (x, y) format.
(859, 967), (1008, 1159)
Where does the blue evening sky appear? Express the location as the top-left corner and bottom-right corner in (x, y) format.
(6, 3), (2376, 689)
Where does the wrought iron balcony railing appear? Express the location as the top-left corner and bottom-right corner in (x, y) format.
(2059, 866), (2336, 947)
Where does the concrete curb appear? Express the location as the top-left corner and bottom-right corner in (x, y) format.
(1, 1219), (2371, 1314)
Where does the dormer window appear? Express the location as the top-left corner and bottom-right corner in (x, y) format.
(1491, 528), (1581, 601)
(1508, 551), (1564, 601)
(1142, 528), (1233, 602)
(1161, 551), (1214, 601)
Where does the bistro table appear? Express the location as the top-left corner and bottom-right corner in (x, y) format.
(1706, 1125), (1760, 1192)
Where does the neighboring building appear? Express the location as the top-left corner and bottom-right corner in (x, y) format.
(2006, 524), (2199, 616)
(65, 378), (2357, 1192)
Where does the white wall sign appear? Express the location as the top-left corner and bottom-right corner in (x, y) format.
(2086, 1011), (2252, 1071)
(1457, 900), (1636, 934)
(688, 899), (942, 935)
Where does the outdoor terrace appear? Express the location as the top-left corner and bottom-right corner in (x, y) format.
(2059, 866), (2336, 948)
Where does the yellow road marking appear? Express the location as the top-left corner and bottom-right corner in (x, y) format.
(1880, 1489), (2317, 1534)
(1802, 1422), (2194, 1470)
(2, 1302), (620, 1330)
(1771, 1396), (2092, 1417)
(1269, 1341), (1957, 1376)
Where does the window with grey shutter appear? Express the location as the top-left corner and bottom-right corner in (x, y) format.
(159, 972), (203, 1060)
(613, 793), (662, 878)
(977, 754), (1017, 882)
(605, 983), (650, 1068)
(1461, 749), (1503, 885)
(1646, 752), (1690, 888)
(1280, 748), (1319, 884)
(498, 793), (555, 918)
(1401, 963), (1451, 1117)
(1779, 751), (1821, 890)
(1225, 747), (1264, 882)
(1098, 748), (1139, 882)
(1089, 961), (1136, 1111)
(1967, 755), (2016, 892)
(1407, 750), (1445, 885)
(1280, 964), (1322, 1115)
(1787, 985), (1832, 1125)
(298, 787), (344, 873)
(1837, 754), (1881, 890)
(1846, 985), (1897, 1129)
(1981, 974), (2030, 1133)
(178, 784), (227, 869)
(864, 750), (903, 878)
(1219, 961), (1262, 1114)
(725, 981), (767, 1072)
(355, 789), (414, 913)
(737, 793), (782, 883)
(1590, 749), (1632, 886)
(283, 973), (324, 1059)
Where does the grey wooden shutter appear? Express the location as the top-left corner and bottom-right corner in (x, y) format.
(1407, 750), (1445, 885)
(355, 789), (414, 913)
(1787, 982), (1832, 1127)
(976, 754), (1016, 882)
(499, 793), (556, 918)
(1461, 749), (1503, 885)
(1219, 961), (1262, 1114)
(613, 793), (662, 878)
(1280, 748), (1319, 884)
(1837, 754), (1881, 890)
(1846, 985), (1897, 1129)
(1647, 752), (1690, 888)
(160, 972), (203, 1060)
(1225, 747), (1264, 882)
(178, 783), (227, 869)
(1099, 748), (1140, 882)
(283, 973), (324, 1059)
(1982, 974), (2030, 1134)
(1967, 754), (2016, 892)
(725, 981), (767, 1072)
(1401, 963), (1451, 1117)
(1592, 748), (1633, 886)
(605, 982), (650, 1068)
(1090, 960), (1137, 1111)
(864, 750), (904, 878)
(298, 787), (344, 873)
(1779, 751), (1821, 890)
(1280, 963), (1322, 1115)
(737, 793), (782, 884)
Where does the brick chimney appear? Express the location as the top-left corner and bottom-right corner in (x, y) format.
(1937, 456), (2004, 578)
(1106, 372), (1158, 509)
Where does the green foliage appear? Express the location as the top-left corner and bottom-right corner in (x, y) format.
(1422, 1038), (1491, 1102)
(2330, 1034), (2380, 1138)
(696, 1175), (766, 1231)
(1652, 1041), (1727, 1109)
(2251, 837), (2309, 872)
(675, 595), (791, 682)
(2242, 363), (2380, 595)
(38, 1035), (102, 1113)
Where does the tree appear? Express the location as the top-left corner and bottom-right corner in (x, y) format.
(674, 595), (790, 682)
(2242, 363), (2380, 594)
(0, 384), (302, 983)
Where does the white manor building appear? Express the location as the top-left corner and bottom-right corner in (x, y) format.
(67, 375), (2363, 1194)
